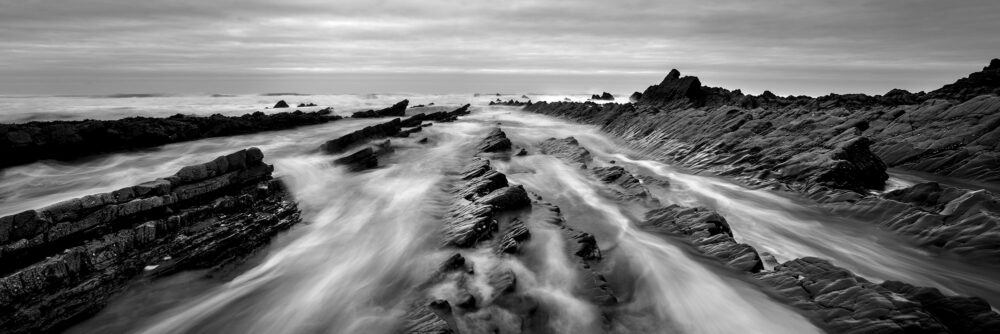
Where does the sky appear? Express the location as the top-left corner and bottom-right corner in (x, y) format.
(1, 0), (998, 96)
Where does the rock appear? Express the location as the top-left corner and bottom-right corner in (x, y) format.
(628, 92), (643, 103)
(418, 137), (429, 144)
(590, 92), (614, 100)
(515, 147), (527, 156)
(639, 206), (763, 273)
(476, 128), (512, 153)
(351, 100), (409, 118)
(754, 257), (1000, 333)
(0, 149), (302, 334)
(638, 69), (706, 107)
(0, 109), (340, 170)
(538, 137), (592, 165)
(333, 147), (378, 171)
(496, 218), (531, 254)
(590, 166), (658, 203)
(320, 118), (402, 154)
(296, 102), (317, 107)
(273, 100), (289, 108)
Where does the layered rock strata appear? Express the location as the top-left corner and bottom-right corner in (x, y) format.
(637, 205), (1000, 333)
(0, 148), (302, 333)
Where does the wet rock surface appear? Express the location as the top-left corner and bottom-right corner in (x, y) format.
(0, 148), (303, 334)
(824, 181), (1000, 261)
(639, 206), (764, 273)
(637, 204), (1000, 333)
(590, 166), (658, 204)
(538, 137), (592, 166)
(475, 128), (512, 153)
(0, 109), (340, 169)
(350, 99), (409, 118)
(322, 104), (471, 154)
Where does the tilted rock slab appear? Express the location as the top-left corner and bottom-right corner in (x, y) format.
(0, 147), (302, 333)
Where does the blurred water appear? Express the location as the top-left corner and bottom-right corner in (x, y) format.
(1, 99), (995, 333)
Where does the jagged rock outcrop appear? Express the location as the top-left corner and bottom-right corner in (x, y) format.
(273, 100), (289, 108)
(637, 205), (1000, 333)
(0, 148), (302, 333)
(332, 140), (394, 171)
(475, 128), (512, 153)
(756, 257), (1000, 334)
(638, 69), (706, 107)
(296, 103), (317, 107)
(590, 166), (658, 204)
(404, 159), (534, 333)
(628, 92), (642, 103)
(823, 182), (1000, 260)
(321, 118), (404, 154)
(926, 58), (1000, 101)
(538, 137), (592, 166)
(351, 100), (409, 118)
(488, 99), (531, 106)
(524, 59), (1000, 185)
(590, 92), (614, 100)
(323, 104), (471, 154)
(639, 206), (763, 272)
(0, 109), (340, 170)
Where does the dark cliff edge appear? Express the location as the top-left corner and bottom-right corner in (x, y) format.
(515, 59), (1000, 260)
(0, 108), (341, 170)
(0, 148), (303, 333)
(639, 205), (1000, 333)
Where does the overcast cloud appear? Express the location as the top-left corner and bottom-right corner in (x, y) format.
(1, 0), (998, 95)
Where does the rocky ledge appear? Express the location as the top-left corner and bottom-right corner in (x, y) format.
(351, 99), (409, 118)
(0, 148), (302, 333)
(521, 59), (1000, 187)
(0, 108), (339, 170)
(637, 205), (1000, 333)
(822, 181), (1000, 261)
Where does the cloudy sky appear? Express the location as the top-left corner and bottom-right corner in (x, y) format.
(1, 0), (998, 96)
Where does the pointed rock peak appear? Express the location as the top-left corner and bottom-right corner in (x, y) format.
(988, 58), (1000, 70)
(665, 69), (681, 81)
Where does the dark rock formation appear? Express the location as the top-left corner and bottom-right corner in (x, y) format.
(403, 159), (536, 333)
(475, 128), (512, 153)
(590, 92), (614, 100)
(296, 103), (318, 107)
(0, 110), (340, 170)
(926, 58), (1000, 101)
(273, 100), (289, 108)
(320, 118), (403, 154)
(628, 92), (642, 103)
(351, 100), (409, 118)
(0, 148), (302, 333)
(638, 69), (706, 107)
(639, 206), (763, 272)
(756, 257), (1000, 333)
(538, 137), (592, 166)
(333, 147), (379, 171)
(638, 204), (1000, 333)
(401, 104), (472, 127)
(522, 59), (1000, 186)
(496, 218), (530, 254)
(488, 99), (531, 106)
(823, 182), (1000, 260)
(590, 166), (658, 204)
